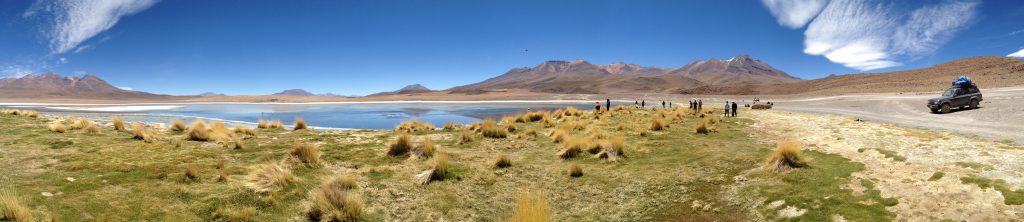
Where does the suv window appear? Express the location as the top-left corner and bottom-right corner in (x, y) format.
(943, 88), (956, 97)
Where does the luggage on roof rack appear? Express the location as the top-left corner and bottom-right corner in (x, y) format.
(952, 75), (972, 87)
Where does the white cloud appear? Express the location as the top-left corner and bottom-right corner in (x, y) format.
(25, 0), (159, 55)
(761, 0), (829, 29)
(117, 86), (134, 91)
(1009, 49), (1024, 58)
(2, 65), (36, 78)
(58, 57), (68, 64)
(764, 0), (979, 71)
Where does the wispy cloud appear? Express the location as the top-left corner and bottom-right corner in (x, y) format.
(24, 0), (159, 55)
(764, 0), (979, 71)
(761, 0), (828, 29)
(1009, 49), (1024, 58)
(1, 65), (36, 78)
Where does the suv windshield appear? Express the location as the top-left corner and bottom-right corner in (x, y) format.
(942, 88), (957, 97)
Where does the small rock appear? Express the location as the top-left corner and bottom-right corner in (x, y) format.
(66, 177), (76, 182)
(733, 176), (748, 183)
(41, 192), (54, 197)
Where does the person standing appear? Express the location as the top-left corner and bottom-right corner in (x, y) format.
(724, 101), (730, 117)
(662, 101), (666, 108)
(595, 102), (601, 112)
(731, 102), (738, 117)
(698, 100), (702, 112)
(606, 99), (611, 111)
(669, 102), (673, 108)
(641, 100), (645, 108)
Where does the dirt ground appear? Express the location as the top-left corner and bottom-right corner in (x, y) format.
(746, 110), (1024, 221)
(771, 87), (1024, 145)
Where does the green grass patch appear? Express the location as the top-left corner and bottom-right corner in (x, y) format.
(960, 175), (1024, 205)
(928, 172), (944, 181)
(955, 162), (994, 171)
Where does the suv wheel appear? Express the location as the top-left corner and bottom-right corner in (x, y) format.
(970, 99), (979, 109)
(940, 103), (951, 114)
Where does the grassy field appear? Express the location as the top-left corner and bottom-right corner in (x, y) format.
(0, 107), (897, 221)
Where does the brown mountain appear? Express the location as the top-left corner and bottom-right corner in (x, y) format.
(448, 55), (797, 94)
(272, 89), (315, 96)
(368, 84), (433, 96)
(755, 56), (1024, 95)
(0, 73), (167, 99)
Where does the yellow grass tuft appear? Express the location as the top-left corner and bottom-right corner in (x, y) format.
(596, 136), (626, 161)
(766, 139), (808, 173)
(388, 133), (413, 156)
(84, 123), (100, 134)
(208, 121), (235, 142)
(414, 137), (435, 158)
(493, 153), (512, 168)
(258, 119), (284, 129)
(752, 104), (772, 110)
(71, 118), (95, 130)
(395, 119), (435, 133)
(695, 120), (709, 134)
(510, 192), (551, 222)
(112, 116), (126, 131)
(64, 116), (76, 125)
(480, 118), (509, 138)
(549, 126), (569, 143)
(307, 176), (362, 222)
(288, 141), (321, 167)
(170, 137), (183, 148)
(459, 129), (473, 144)
(1, 190), (34, 222)
(214, 206), (256, 222)
(257, 119), (269, 129)
(233, 125), (257, 138)
(500, 116), (518, 133)
(131, 122), (155, 143)
(649, 118), (666, 131)
(431, 154), (449, 181)
(169, 119), (186, 132)
(187, 120), (210, 141)
(184, 164), (199, 181)
(557, 136), (586, 159)
(568, 163), (583, 177)
(246, 164), (295, 193)
(21, 110), (38, 118)
(232, 136), (244, 150)
(443, 121), (462, 131)
(293, 117), (307, 130)
(48, 122), (67, 133)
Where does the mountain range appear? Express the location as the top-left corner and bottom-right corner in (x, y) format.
(449, 55), (799, 94)
(3, 55), (1023, 101)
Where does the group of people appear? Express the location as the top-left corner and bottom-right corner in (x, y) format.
(592, 98), (739, 117)
(723, 101), (738, 117)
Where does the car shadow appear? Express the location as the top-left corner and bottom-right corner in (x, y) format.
(932, 106), (981, 114)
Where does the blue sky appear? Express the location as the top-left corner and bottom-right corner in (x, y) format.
(1, 0), (1023, 96)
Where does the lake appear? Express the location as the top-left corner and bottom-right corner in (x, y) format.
(2, 102), (602, 129)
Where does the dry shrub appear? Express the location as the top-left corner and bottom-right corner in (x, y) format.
(64, 116), (76, 125)
(293, 117), (307, 131)
(540, 115), (556, 127)
(413, 137), (435, 158)
(233, 125), (257, 137)
(557, 136), (586, 159)
(431, 154), (449, 181)
(214, 206), (256, 222)
(112, 117), (126, 131)
(500, 116), (518, 133)
(766, 139), (808, 173)
(131, 122), (155, 143)
(48, 122), (66, 133)
(649, 118), (666, 131)
(70, 118), (94, 130)
(752, 104), (772, 110)
(84, 124), (100, 134)
(549, 127), (569, 143)
(184, 164), (199, 181)
(169, 119), (186, 132)
(388, 133), (413, 156)
(288, 141), (321, 167)
(695, 120), (709, 134)
(246, 164), (295, 193)
(170, 137), (183, 148)
(510, 192), (551, 222)
(523, 128), (538, 138)
(563, 106), (582, 117)
(257, 119), (269, 129)
(394, 119), (435, 133)
(459, 129), (473, 144)
(209, 121), (235, 142)
(596, 136), (626, 161)
(232, 136), (244, 150)
(480, 118), (508, 138)
(525, 111), (547, 122)
(493, 153), (512, 169)
(568, 163), (583, 177)
(0, 190), (34, 222)
(21, 110), (39, 118)
(188, 120), (210, 141)
(257, 119), (285, 129)
(443, 121), (462, 131)
(307, 176), (362, 222)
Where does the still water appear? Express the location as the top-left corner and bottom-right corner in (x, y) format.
(8, 102), (599, 129)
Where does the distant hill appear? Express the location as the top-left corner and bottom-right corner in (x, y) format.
(754, 56), (1024, 95)
(0, 73), (167, 100)
(448, 55), (798, 94)
(198, 92), (226, 97)
(272, 89), (315, 96)
(368, 84), (433, 96)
